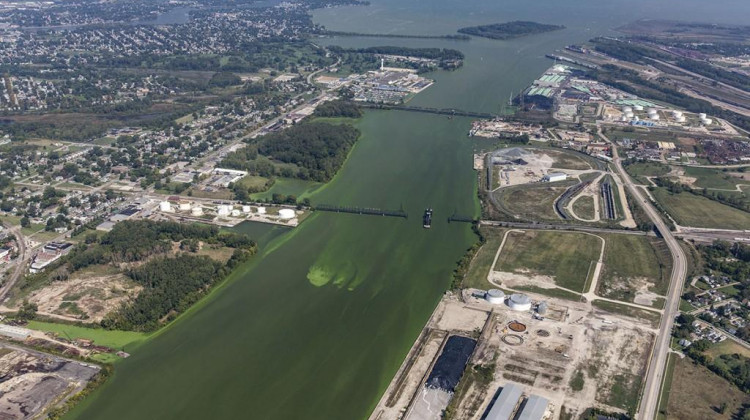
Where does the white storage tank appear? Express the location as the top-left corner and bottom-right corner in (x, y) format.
(701, 118), (713, 125)
(191, 206), (204, 216)
(634, 105), (644, 111)
(622, 106), (633, 113)
(278, 208), (295, 219)
(242, 205), (252, 213)
(159, 201), (172, 212)
(231, 209), (241, 217)
(699, 113), (707, 119)
(179, 202), (191, 211)
(671, 110), (683, 118)
(217, 205), (232, 216)
(485, 289), (506, 305)
(647, 108), (658, 116)
(676, 116), (686, 123)
(650, 114), (660, 121)
(625, 112), (634, 119)
(257, 206), (266, 215)
(508, 293), (532, 311)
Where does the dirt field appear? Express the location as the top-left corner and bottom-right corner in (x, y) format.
(0, 343), (99, 419)
(16, 267), (140, 322)
(666, 357), (750, 420)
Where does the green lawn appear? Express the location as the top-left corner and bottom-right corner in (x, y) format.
(27, 320), (149, 352)
(496, 183), (572, 221)
(572, 195), (595, 220)
(496, 230), (602, 292)
(598, 234), (672, 303)
(251, 178), (322, 201)
(512, 285), (584, 302)
(682, 166), (750, 190)
(462, 227), (506, 290)
(592, 299), (662, 328)
(236, 175), (270, 190)
(624, 162), (670, 185)
(656, 353), (676, 420)
(651, 188), (750, 230)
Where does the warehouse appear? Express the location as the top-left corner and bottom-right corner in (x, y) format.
(542, 172), (567, 183)
(0, 324), (31, 340)
(518, 394), (550, 420)
(484, 383), (523, 420)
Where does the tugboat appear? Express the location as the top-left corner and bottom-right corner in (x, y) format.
(423, 208), (433, 229)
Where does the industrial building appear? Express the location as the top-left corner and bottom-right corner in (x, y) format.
(542, 172), (567, 183)
(484, 383), (523, 420)
(517, 394), (550, 420)
(0, 324), (31, 340)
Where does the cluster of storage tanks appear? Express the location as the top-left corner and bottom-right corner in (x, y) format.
(621, 106), (713, 125)
(484, 289), (533, 312)
(159, 201), (296, 220)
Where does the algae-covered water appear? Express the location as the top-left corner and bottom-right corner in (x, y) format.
(70, 0), (749, 418)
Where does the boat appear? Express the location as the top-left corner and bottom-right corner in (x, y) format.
(423, 208), (433, 228)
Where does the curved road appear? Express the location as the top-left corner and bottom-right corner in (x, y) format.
(599, 126), (687, 420)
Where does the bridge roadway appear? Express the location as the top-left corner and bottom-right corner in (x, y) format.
(599, 126), (687, 420)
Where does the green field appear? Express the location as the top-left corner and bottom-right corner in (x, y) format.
(665, 356), (749, 420)
(495, 230), (602, 292)
(512, 285), (584, 301)
(496, 183), (571, 221)
(462, 227), (506, 290)
(572, 195), (595, 220)
(624, 162), (670, 184)
(250, 178), (323, 201)
(27, 321), (150, 352)
(598, 234), (672, 303)
(651, 188), (750, 229)
(542, 149), (593, 170)
(237, 175), (270, 190)
(682, 166), (750, 190)
(591, 299), (662, 328)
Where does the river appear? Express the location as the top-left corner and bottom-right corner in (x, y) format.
(69, 1), (750, 419)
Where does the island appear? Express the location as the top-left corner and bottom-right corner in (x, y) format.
(457, 20), (565, 40)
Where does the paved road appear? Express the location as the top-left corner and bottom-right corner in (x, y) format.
(600, 127), (687, 420)
(479, 220), (651, 236)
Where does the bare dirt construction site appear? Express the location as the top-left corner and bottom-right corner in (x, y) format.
(0, 343), (99, 419)
(6, 266), (141, 323)
(369, 288), (657, 420)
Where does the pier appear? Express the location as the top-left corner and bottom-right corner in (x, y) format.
(358, 103), (495, 119)
(315, 204), (408, 219)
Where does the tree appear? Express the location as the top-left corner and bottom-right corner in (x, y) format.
(20, 216), (30, 228)
(17, 300), (38, 321)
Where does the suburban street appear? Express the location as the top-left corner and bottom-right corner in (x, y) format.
(600, 127), (688, 420)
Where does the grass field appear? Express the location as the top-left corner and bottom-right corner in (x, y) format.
(495, 230), (602, 292)
(496, 183), (571, 221)
(251, 178), (322, 201)
(657, 353), (676, 420)
(682, 166), (750, 190)
(598, 234), (672, 303)
(27, 320), (149, 351)
(665, 357), (749, 420)
(512, 285), (584, 301)
(651, 188), (750, 230)
(591, 299), (662, 328)
(237, 175), (270, 190)
(462, 227), (506, 290)
(705, 339), (750, 360)
(624, 162), (670, 184)
(543, 149), (593, 170)
(571, 195), (595, 220)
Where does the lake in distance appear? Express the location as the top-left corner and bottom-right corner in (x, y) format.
(69, 0), (750, 418)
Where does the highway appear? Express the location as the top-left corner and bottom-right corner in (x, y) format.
(600, 126), (687, 420)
